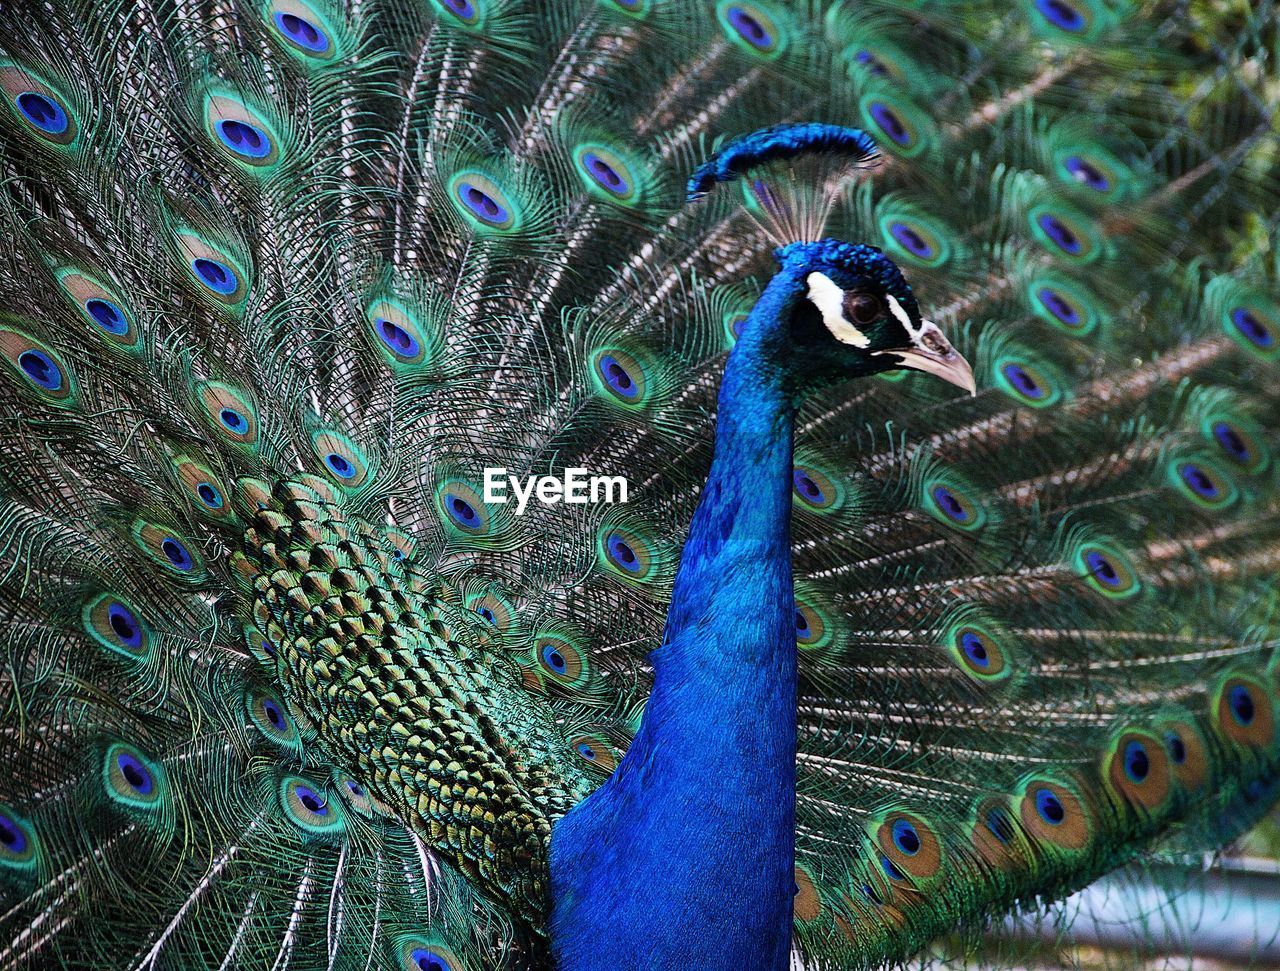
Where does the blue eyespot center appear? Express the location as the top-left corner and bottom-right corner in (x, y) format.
(160, 537), (193, 569)
(196, 482), (224, 508)
(1037, 213), (1082, 254)
(541, 643), (568, 674)
(583, 152), (628, 194)
(263, 698), (286, 730)
(1230, 307), (1273, 349)
(1122, 740), (1150, 783)
(1034, 788), (1065, 824)
(889, 221), (934, 259)
(85, 298), (129, 335)
(854, 49), (890, 77)
(960, 630), (990, 668)
(274, 11), (330, 52)
(795, 610), (811, 639)
(16, 90), (69, 134)
(345, 780), (365, 797)
(295, 784), (328, 815)
(410, 949), (449, 971)
(726, 6), (772, 49)
(792, 470), (824, 504)
(931, 485), (970, 523)
(1034, 0), (1086, 31)
(116, 752), (154, 794)
(868, 102), (911, 146)
(879, 854), (904, 881)
(1178, 462), (1220, 500)
(325, 452), (355, 478)
(456, 182), (509, 224)
(1211, 422), (1251, 463)
(440, 0), (478, 19)
(1036, 287), (1080, 327)
(1229, 684), (1255, 726)
(1002, 363), (1045, 399)
(0, 812), (28, 853)
(1063, 155), (1110, 192)
(216, 119), (272, 159)
(107, 602), (142, 648)
(576, 742), (597, 760)
(477, 606), (496, 624)
(1165, 732), (1187, 764)
(192, 258), (239, 295)
(376, 318), (420, 357)
(219, 407), (249, 434)
(17, 349), (63, 391)
(1084, 550), (1121, 588)
(598, 355), (638, 398)
(445, 493), (481, 529)
(891, 819), (921, 855)
(606, 532), (641, 572)
(986, 809), (1014, 843)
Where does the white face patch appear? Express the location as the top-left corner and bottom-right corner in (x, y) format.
(885, 293), (923, 341)
(806, 271), (870, 349)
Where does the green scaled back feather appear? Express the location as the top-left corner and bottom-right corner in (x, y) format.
(1, 1), (1279, 969)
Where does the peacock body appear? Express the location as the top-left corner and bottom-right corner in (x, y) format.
(0, 0), (1278, 968)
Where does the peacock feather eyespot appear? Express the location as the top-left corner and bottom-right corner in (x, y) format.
(449, 171), (519, 232)
(197, 381), (260, 448)
(130, 521), (202, 577)
(1028, 203), (1102, 264)
(1026, 274), (1100, 335)
(1158, 718), (1210, 791)
(335, 772), (380, 817)
(1023, 0), (1112, 40)
(948, 622), (1012, 683)
(176, 232), (249, 306)
(723, 310), (749, 344)
(1072, 540), (1141, 599)
(1225, 304), (1278, 359)
(1213, 675), (1275, 750)
(592, 348), (649, 405)
(715, 2), (785, 59)
(793, 598), (833, 651)
(465, 591), (514, 631)
(875, 812), (942, 880)
(858, 92), (931, 159)
(572, 143), (643, 205)
(173, 456), (234, 519)
(0, 806), (38, 871)
(995, 357), (1062, 408)
(83, 594), (151, 660)
(1, 328), (78, 406)
(986, 807), (1015, 844)
(435, 480), (493, 537)
(431, 0), (482, 29)
(311, 430), (370, 489)
(571, 733), (618, 773)
(1103, 730), (1172, 814)
(599, 526), (657, 581)
(879, 216), (950, 269)
(1167, 457), (1237, 510)
(534, 635), (590, 688)
(970, 796), (1024, 868)
(1, 64), (79, 147)
(248, 689), (299, 745)
(265, 1), (339, 59)
(54, 268), (142, 348)
(398, 939), (463, 971)
(923, 476), (987, 532)
(791, 464), (841, 512)
(280, 776), (345, 836)
(1204, 417), (1268, 473)
(1018, 776), (1092, 852)
(103, 743), (166, 811)
(204, 94), (282, 169)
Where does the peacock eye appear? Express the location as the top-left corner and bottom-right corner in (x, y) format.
(842, 290), (883, 325)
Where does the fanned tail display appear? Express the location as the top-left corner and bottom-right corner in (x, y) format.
(1, 1), (1278, 968)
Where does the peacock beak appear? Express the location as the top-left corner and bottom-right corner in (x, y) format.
(872, 320), (976, 396)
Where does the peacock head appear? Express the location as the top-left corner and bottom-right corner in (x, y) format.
(778, 238), (976, 394)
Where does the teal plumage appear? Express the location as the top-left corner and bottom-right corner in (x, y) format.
(0, 0), (1278, 968)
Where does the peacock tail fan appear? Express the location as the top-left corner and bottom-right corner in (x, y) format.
(0, 0), (1277, 969)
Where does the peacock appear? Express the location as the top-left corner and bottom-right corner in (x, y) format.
(1, 0), (1278, 968)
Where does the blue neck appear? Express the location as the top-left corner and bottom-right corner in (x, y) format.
(549, 269), (805, 971)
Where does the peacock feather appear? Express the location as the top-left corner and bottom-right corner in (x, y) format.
(0, 1), (1278, 969)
